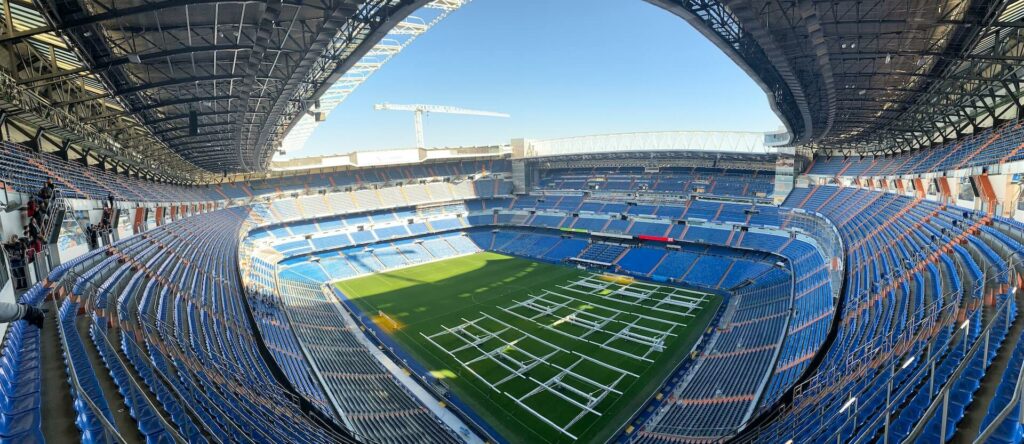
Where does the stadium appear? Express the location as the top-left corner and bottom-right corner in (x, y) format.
(0, 0), (1022, 443)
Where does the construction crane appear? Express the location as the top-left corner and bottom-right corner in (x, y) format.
(374, 103), (510, 149)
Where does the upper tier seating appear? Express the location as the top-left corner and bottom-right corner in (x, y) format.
(806, 120), (1024, 177)
(219, 160), (512, 200)
(0, 141), (211, 202)
(0, 140), (511, 204)
(538, 166), (774, 198)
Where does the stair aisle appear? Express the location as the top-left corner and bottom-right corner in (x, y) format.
(41, 307), (81, 443)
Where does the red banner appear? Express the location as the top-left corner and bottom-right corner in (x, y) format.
(637, 235), (672, 243)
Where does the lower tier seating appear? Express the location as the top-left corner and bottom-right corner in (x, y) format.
(55, 208), (358, 442)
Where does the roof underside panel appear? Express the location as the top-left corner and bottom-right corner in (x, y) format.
(33, 0), (430, 174)
(723, 0), (1024, 154)
(13, 0), (1024, 178)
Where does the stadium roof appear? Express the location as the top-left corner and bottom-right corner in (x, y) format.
(0, 0), (435, 181)
(2, 0), (1023, 180)
(671, 0), (1024, 154)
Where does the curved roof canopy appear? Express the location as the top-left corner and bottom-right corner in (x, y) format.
(4, 0), (1024, 180)
(702, 0), (1024, 154)
(5, 0), (430, 179)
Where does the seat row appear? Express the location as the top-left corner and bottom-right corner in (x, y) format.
(755, 185), (1022, 443)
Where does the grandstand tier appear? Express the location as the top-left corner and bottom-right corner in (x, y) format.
(2, 0), (1024, 440)
(3, 133), (1024, 444)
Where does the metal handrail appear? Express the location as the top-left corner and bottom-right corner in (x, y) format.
(904, 281), (1017, 442)
(50, 280), (128, 444)
(975, 326), (1024, 442)
(61, 255), (222, 444)
(136, 315), (290, 444)
(115, 322), (230, 444)
(77, 285), (187, 444)
(137, 311), (352, 444)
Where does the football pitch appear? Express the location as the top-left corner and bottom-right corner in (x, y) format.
(336, 252), (721, 443)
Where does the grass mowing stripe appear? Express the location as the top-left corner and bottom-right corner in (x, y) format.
(338, 252), (720, 443)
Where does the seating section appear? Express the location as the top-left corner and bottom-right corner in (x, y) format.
(58, 208), (357, 443)
(251, 184), (500, 230)
(17, 132), (1024, 444)
(577, 243), (627, 264)
(0, 283), (51, 443)
(806, 120), (1024, 177)
(224, 160), (512, 199)
(272, 279), (460, 443)
(278, 233), (482, 282)
(537, 166), (774, 198)
(753, 185), (1021, 443)
(0, 141), (210, 202)
(0, 140), (511, 204)
(244, 257), (336, 420)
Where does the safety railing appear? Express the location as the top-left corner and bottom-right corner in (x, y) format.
(778, 207), (845, 299)
(137, 312), (355, 444)
(730, 254), (1018, 443)
(51, 264), (130, 444)
(976, 335), (1024, 442)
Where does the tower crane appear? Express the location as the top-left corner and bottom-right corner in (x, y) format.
(373, 103), (510, 149)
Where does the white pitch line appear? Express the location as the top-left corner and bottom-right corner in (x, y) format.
(512, 294), (680, 339)
(419, 332), (501, 392)
(557, 283), (700, 318)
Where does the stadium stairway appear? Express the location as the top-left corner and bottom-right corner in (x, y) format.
(953, 288), (1024, 442)
(39, 305), (81, 443)
(72, 305), (147, 443)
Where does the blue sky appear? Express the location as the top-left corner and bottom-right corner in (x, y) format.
(295, 0), (782, 158)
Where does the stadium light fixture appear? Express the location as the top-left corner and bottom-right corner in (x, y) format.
(839, 397), (857, 413)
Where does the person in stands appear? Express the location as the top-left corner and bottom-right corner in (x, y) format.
(0, 302), (44, 328)
(26, 217), (40, 242)
(38, 178), (53, 201)
(3, 235), (24, 265)
(25, 199), (37, 222)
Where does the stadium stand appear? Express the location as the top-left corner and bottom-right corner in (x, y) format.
(3, 0), (1024, 442)
(0, 141), (210, 202)
(806, 121), (1024, 177)
(5, 148), (1023, 443)
(538, 166), (774, 198)
(58, 208), (357, 443)
(238, 189), (839, 441)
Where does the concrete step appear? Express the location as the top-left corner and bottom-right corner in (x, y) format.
(74, 314), (145, 443)
(40, 306), (79, 443)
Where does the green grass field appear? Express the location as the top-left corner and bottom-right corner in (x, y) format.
(337, 252), (720, 443)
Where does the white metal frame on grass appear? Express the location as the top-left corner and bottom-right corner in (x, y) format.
(418, 273), (713, 440)
(563, 275), (710, 317)
(421, 313), (635, 439)
(502, 290), (681, 362)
